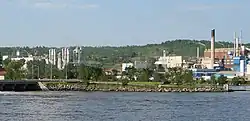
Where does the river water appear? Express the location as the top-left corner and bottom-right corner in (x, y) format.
(0, 91), (250, 121)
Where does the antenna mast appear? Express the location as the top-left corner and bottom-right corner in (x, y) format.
(240, 30), (243, 46)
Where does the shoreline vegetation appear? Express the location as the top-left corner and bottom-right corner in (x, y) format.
(39, 66), (240, 92)
(40, 66), (239, 92)
(2, 53), (246, 92)
(42, 82), (226, 92)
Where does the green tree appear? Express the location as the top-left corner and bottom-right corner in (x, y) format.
(0, 39), (238, 69)
(111, 69), (119, 81)
(125, 66), (137, 80)
(174, 71), (183, 85)
(153, 72), (160, 82)
(91, 67), (104, 81)
(168, 67), (183, 85)
(157, 64), (165, 72)
(147, 57), (157, 70)
(0, 52), (2, 66)
(197, 78), (206, 84)
(26, 60), (48, 79)
(111, 69), (118, 76)
(121, 71), (127, 80)
(121, 79), (129, 86)
(183, 70), (194, 84)
(138, 68), (153, 82)
(4, 59), (26, 80)
(217, 75), (227, 85)
(163, 71), (171, 84)
(231, 77), (240, 86)
(43, 64), (62, 79)
(78, 64), (91, 80)
(238, 77), (246, 85)
(2, 58), (11, 68)
(210, 75), (217, 85)
(64, 63), (78, 79)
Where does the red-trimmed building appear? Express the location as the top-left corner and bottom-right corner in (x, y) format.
(204, 48), (234, 68)
(0, 68), (6, 80)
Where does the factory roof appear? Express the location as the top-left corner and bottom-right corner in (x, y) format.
(217, 71), (238, 74)
(204, 48), (233, 52)
(191, 69), (217, 72)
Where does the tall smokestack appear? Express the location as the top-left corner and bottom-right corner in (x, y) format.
(236, 37), (239, 56)
(240, 30), (243, 46)
(197, 47), (199, 58)
(210, 29), (215, 69)
(233, 32), (236, 57)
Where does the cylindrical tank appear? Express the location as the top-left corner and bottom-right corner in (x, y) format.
(240, 60), (245, 76)
(16, 50), (20, 57)
(241, 45), (245, 55)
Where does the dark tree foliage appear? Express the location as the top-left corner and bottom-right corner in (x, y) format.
(0, 40), (237, 67)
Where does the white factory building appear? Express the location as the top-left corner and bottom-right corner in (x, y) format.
(134, 61), (148, 69)
(122, 50), (183, 72)
(3, 55), (34, 69)
(121, 61), (148, 72)
(154, 50), (183, 69)
(121, 63), (134, 72)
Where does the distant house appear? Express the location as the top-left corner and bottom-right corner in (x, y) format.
(134, 61), (148, 69)
(0, 68), (6, 80)
(121, 63), (134, 72)
(10, 56), (34, 69)
(103, 68), (121, 76)
(103, 68), (113, 75)
(2, 55), (34, 69)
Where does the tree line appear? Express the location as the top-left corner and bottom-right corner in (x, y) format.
(119, 66), (246, 86)
(0, 39), (242, 69)
(2, 59), (104, 81)
(1, 58), (247, 86)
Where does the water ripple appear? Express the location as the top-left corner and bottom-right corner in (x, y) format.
(0, 92), (250, 121)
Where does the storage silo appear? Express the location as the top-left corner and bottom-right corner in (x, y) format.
(240, 60), (245, 76)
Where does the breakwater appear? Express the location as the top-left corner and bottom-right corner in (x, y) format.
(43, 82), (226, 92)
(0, 81), (42, 91)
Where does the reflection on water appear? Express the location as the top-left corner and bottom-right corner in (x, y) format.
(0, 91), (250, 121)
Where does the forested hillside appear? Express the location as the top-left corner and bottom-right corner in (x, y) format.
(80, 40), (235, 63)
(0, 40), (242, 67)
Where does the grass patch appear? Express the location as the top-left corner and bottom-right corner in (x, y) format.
(42, 82), (86, 86)
(128, 81), (161, 86)
(160, 84), (215, 88)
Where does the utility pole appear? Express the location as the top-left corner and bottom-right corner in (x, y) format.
(76, 47), (81, 79)
(37, 65), (40, 79)
(50, 63), (52, 80)
(32, 63), (34, 79)
(78, 47), (81, 64)
(65, 64), (68, 79)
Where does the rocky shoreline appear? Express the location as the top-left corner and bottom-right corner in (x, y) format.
(43, 83), (226, 92)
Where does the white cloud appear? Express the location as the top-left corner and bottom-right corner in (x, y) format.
(32, 1), (99, 9)
(79, 4), (99, 9)
(182, 4), (240, 11)
(33, 2), (65, 8)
